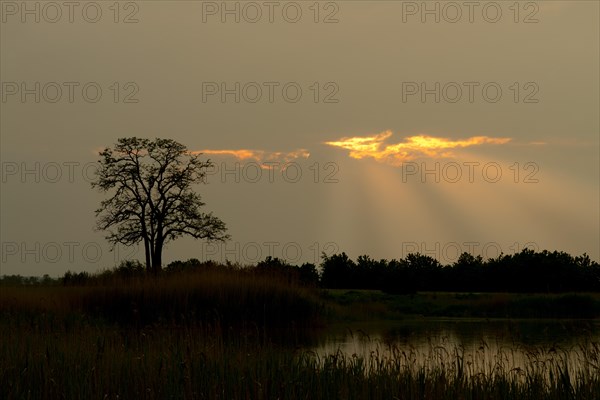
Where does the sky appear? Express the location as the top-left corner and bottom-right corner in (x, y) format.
(1, 1), (599, 276)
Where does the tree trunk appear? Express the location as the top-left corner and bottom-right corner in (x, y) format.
(152, 238), (163, 275)
(143, 237), (152, 272)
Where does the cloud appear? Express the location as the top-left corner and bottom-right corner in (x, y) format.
(192, 148), (310, 166)
(325, 130), (511, 165)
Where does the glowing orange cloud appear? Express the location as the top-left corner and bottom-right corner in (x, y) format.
(192, 148), (310, 166)
(325, 130), (511, 165)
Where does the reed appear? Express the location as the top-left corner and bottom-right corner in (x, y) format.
(2, 318), (598, 399)
(1, 268), (598, 399)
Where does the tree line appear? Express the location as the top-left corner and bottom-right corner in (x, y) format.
(161, 249), (600, 293)
(319, 249), (599, 293)
(2, 249), (598, 293)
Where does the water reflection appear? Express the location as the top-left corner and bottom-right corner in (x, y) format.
(312, 319), (600, 380)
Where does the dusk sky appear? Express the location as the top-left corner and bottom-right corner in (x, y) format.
(1, 1), (598, 276)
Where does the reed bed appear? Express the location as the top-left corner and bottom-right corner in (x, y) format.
(315, 334), (600, 391)
(0, 267), (324, 334)
(1, 269), (598, 399)
(2, 318), (598, 399)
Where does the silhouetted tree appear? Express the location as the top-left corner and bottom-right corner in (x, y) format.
(114, 259), (145, 278)
(355, 255), (388, 289)
(62, 270), (91, 285)
(92, 137), (229, 273)
(404, 253), (443, 291)
(298, 263), (320, 286)
(382, 259), (415, 295)
(450, 253), (484, 291)
(320, 252), (355, 288)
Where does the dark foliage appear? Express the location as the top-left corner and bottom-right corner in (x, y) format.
(320, 249), (600, 293)
(2, 249), (598, 293)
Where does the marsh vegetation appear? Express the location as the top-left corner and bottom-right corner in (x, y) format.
(1, 258), (599, 399)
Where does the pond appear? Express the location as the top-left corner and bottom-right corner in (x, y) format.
(311, 318), (600, 380)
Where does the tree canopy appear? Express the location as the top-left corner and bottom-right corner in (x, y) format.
(92, 137), (229, 273)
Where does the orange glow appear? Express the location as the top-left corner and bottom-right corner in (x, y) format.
(325, 131), (511, 165)
(192, 148), (310, 166)
(193, 149), (259, 160)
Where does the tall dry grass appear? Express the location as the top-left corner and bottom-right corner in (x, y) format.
(0, 266), (325, 334)
(1, 267), (599, 399)
(2, 318), (598, 399)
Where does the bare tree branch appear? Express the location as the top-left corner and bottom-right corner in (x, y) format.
(91, 137), (230, 273)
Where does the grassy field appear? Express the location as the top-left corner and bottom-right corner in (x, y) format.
(323, 289), (600, 320)
(1, 269), (599, 399)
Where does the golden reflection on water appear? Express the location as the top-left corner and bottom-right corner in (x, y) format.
(312, 319), (600, 382)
